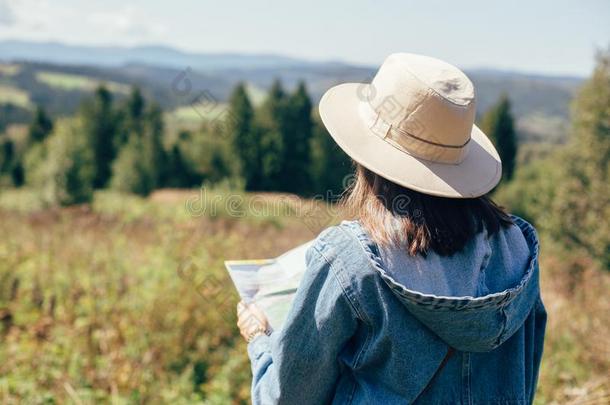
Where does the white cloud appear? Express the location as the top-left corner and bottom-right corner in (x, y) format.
(0, 0), (16, 26)
(88, 5), (167, 39)
(1, 0), (73, 35)
(0, 1), (167, 44)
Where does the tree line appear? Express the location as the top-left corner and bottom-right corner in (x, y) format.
(0, 77), (521, 206)
(0, 87), (170, 204)
(0, 80), (353, 204)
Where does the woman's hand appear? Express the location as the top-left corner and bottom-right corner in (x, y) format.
(237, 301), (271, 342)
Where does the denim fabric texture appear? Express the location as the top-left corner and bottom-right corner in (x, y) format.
(247, 216), (547, 404)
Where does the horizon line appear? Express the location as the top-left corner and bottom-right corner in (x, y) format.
(0, 37), (589, 79)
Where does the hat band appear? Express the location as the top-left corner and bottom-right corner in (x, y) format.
(359, 101), (470, 164)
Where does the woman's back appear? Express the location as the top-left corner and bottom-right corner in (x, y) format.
(342, 218), (544, 404)
(247, 217), (546, 404)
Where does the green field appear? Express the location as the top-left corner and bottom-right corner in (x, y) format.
(165, 83), (265, 132)
(35, 71), (130, 95)
(166, 104), (228, 131)
(0, 188), (607, 404)
(0, 85), (31, 109)
(0, 64), (21, 77)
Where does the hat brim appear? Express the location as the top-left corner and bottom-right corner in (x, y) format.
(319, 83), (502, 198)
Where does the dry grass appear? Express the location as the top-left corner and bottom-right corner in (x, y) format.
(536, 248), (610, 405)
(0, 188), (607, 403)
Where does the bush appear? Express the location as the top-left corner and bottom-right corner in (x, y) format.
(497, 51), (610, 269)
(495, 152), (561, 226)
(177, 124), (240, 187)
(544, 52), (610, 268)
(110, 134), (157, 196)
(24, 118), (95, 206)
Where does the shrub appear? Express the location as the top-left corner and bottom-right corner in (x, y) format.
(24, 118), (95, 206)
(110, 134), (157, 196)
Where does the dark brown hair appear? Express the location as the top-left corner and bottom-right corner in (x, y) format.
(342, 164), (513, 256)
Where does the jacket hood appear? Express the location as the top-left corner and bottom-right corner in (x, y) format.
(368, 216), (541, 353)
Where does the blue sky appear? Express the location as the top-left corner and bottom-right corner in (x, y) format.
(0, 0), (608, 76)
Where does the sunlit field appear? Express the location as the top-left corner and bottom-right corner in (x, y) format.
(35, 71), (130, 94)
(0, 188), (607, 404)
(0, 85), (31, 109)
(0, 188), (329, 404)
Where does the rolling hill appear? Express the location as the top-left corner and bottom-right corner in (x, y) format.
(0, 40), (584, 143)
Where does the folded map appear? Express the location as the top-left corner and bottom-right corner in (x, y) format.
(225, 241), (313, 331)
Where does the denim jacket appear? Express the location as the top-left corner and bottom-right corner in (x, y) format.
(247, 216), (546, 404)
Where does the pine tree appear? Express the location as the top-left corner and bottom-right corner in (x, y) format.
(256, 79), (286, 190)
(126, 87), (145, 132)
(164, 143), (197, 188)
(282, 81), (313, 194)
(481, 94), (518, 181)
(80, 86), (117, 188)
(0, 137), (24, 186)
(28, 106), (53, 144)
(0, 138), (13, 175)
(228, 83), (259, 189)
(109, 99), (167, 195)
(10, 105), (55, 187)
(143, 103), (166, 187)
(115, 87), (146, 149)
(0, 138), (15, 185)
(310, 115), (352, 198)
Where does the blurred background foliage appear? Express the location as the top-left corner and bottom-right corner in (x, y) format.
(496, 51), (610, 270)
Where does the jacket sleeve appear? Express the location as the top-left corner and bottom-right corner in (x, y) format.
(247, 241), (359, 405)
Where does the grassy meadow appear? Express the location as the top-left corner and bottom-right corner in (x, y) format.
(0, 188), (330, 404)
(0, 85), (31, 110)
(0, 187), (607, 404)
(35, 72), (130, 95)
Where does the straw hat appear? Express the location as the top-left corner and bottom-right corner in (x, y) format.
(319, 53), (501, 198)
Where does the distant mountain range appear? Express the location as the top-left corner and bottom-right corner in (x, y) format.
(0, 39), (585, 142)
(0, 40), (344, 70)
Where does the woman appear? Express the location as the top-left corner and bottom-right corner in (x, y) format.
(237, 53), (546, 404)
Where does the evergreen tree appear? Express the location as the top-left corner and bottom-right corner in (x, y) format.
(0, 138), (13, 175)
(143, 103), (167, 187)
(126, 87), (145, 132)
(162, 130), (200, 187)
(163, 143), (197, 188)
(256, 79), (286, 190)
(282, 81), (313, 194)
(28, 106), (53, 144)
(6, 105), (55, 187)
(109, 100), (167, 195)
(0, 137), (24, 186)
(310, 115), (352, 198)
(115, 87), (146, 149)
(0, 138), (15, 185)
(481, 94), (518, 181)
(11, 159), (24, 186)
(228, 83), (259, 189)
(80, 86), (117, 188)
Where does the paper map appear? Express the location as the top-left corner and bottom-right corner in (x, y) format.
(225, 241), (313, 331)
